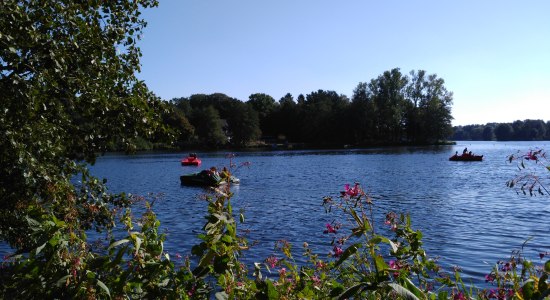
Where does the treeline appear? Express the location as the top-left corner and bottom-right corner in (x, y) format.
(452, 119), (550, 141)
(160, 68), (454, 149)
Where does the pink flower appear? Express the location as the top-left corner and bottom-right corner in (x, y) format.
(525, 151), (538, 160)
(500, 262), (512, 272)
(453, 292), (466, 300)
(324, 223), (337, 234)
(265, 256), (279, 268)
(316, 261), (326, 269)
(312, 276), (321, 286)
(333, 246), (343, 257)
(388, 260), (401, 277)
(279, 267), (286, 276)
(385, 212), (398, 231)
(485, 273), (495, 283)
(344, 183), (362, 197)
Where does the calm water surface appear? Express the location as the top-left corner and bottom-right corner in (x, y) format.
(87, 141), (550, 286)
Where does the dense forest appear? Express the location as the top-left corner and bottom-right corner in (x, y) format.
(117, 66), (548, 151)
(451, 120), (550, 141)
(149, 68), (456, 150)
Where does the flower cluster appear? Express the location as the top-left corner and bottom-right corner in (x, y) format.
(265, 255), (279, 268)
(342, 183), (363, 198)
(385, 211), (398, 231)
(323, 222), (341, 234)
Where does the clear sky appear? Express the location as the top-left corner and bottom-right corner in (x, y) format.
(137, 1), (550, 126)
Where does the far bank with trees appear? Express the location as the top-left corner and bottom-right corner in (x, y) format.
(452, 120), (550, 141)
(158, 68), (454, 150)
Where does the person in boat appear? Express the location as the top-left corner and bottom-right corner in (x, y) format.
(220, 166), (230, 179)
(463, 147), (468, 155)
(200, 167), (221, 183)
(209, 166), (219, 176)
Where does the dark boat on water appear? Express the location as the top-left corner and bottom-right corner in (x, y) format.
(449, 153), (483, 161)
(180, 170), (240, 187)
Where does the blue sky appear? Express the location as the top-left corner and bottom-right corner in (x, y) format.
(137, 1), (549, 126)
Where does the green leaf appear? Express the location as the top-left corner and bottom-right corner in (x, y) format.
(522, 280), (535, 300)
(374, 255), (388, 274)
(111, 246), (128, 266)
(134, 236), (142, 253)
(403, 277), (426, 298)
(378, 236), (398, 253)
(87, 271), (96, 279)
(56, 275), (71, 287)
(96, 279), (111, 297)
(334, 243), (361, 267)
(388, 282), (420, 300)
(437, 290), (448, 300)
(265, 280), (279, 299)
(35, 242), (47, 255)
(221, 234), (233, 243)
(337, 283), (365, 299)
(107, 238), (130, 250)
(539, 273), (548, 292)
(215, 292), (229, 300)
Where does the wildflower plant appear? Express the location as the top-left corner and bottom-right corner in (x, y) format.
(318, 183), (466, 299)
(480, 240), (550, 299)
(507, 149), (550, 196)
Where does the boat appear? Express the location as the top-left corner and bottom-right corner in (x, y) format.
(449, 153), (483, 161)
(180, 170), (240, 187)
(181, 153), (201, 166)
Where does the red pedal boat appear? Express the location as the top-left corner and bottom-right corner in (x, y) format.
(181, 153), (201, 166)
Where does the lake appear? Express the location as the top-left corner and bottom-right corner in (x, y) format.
(86, 141), (550, 286)
(7, 141), (549, 288)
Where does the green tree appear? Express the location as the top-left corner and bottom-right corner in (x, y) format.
(247, 93), (278, 137)
(482, 126), (495, 141)
(351, 82), (376, 144)
(0, 1), (187, 297)
(162, 102), (195, 147)
(273, 93), (299, 142)
(301, 90), (351, 145)
(512, 120), (525, 140)
(247, 93), (277, 119)
(522, 119), (547, 140)
(369, 68), (408, 143)
(405, 70), (454, 143)
(171, 96), (193, 116)
(495, 123), (514, 141)
(227, 101), (261, 146)
(1, 0), (162, 243)
(191, 106), (227, 148)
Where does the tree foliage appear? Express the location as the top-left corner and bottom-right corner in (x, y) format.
(452, 119), (550, 141)
(0, 1), (181, 297)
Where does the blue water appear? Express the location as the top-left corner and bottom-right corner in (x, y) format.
(6, 141), (550, 288)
